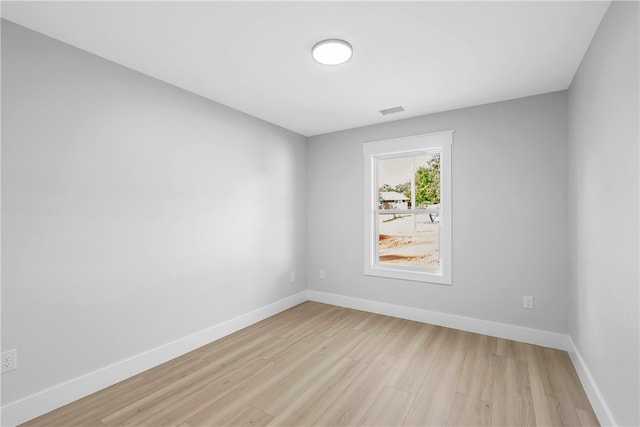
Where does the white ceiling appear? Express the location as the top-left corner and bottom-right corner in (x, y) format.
(1, 1), (610, 137)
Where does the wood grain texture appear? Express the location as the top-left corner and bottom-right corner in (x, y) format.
(447, 393), (492, 426)
(20, 302), (599, 427)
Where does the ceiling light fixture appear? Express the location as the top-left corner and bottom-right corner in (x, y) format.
(312, 39), (352, 65)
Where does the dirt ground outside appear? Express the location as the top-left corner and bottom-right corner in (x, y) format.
(378, 214), (440, 269)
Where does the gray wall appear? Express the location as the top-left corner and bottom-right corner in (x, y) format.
(1, 20), (307, 404)
(307, 92), (569, 334)
(568, 2), (639, 425)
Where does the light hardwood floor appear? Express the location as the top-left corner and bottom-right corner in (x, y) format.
(22, 302), (599, 426)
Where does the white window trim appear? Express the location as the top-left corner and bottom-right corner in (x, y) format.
(363, 130), (453, 285)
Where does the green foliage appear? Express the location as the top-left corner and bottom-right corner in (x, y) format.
(415, 155), (440, 207)
(394, 182), (411, 199)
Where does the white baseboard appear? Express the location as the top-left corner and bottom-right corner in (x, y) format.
(4, 290), (612, 427)
(568, 338), (617, 427)
(308, 290), (571, 351)
(308, 291), (622, 425)
(1, 291), (308, 427)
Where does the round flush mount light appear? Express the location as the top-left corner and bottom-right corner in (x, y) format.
(312, 39), (353, 65)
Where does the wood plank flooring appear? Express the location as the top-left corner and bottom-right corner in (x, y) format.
(21, 302), (599, 426)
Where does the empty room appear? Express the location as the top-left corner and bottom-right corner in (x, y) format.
(1, 1), (638, 426)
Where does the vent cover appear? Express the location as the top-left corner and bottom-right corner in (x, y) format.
(379, 106), (405, 115)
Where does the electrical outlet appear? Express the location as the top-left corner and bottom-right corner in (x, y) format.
(290, 272), (296, 282)
(1, 349), (17, 373)
(522, 295), (534, 310)
(319, 269), (326, 280)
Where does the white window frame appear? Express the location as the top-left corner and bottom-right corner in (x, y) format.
(363, 130), (453, 285)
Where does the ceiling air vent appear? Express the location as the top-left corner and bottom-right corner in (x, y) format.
(379, 106), (405, 115)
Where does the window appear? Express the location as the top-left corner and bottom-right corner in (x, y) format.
(363, 131), (453, 284)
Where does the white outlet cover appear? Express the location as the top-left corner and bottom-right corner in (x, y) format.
(1, 349), (17, 373)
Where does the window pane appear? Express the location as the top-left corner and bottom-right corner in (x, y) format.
(377, 153), (440, 210)
(377, 213), (440, 270)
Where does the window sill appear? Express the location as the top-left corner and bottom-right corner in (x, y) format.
(364, 264), (452, 285)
